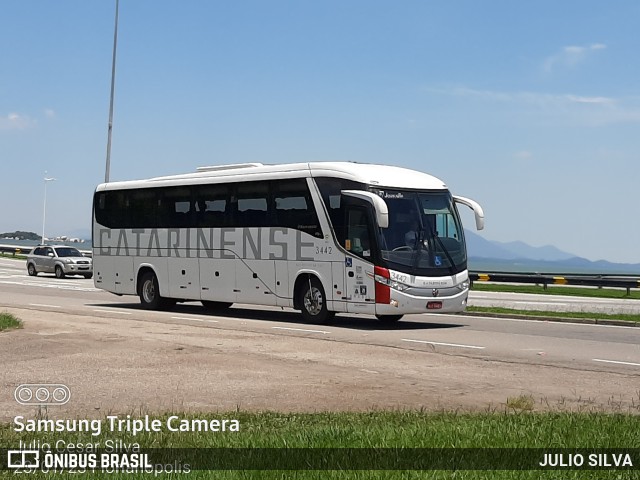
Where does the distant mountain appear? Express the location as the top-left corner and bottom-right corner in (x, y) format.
(0, 231), (40, 241)
(492, 240), (574, 262)
(464, 230), (640, 274)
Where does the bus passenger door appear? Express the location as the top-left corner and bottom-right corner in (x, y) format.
(343, 205), (376, 315)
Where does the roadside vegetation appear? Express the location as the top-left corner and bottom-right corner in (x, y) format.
(0, 312), (22, 331)
(1, 411), (638, 479)
(471, 282), (640, 300)
(466, 306), (640, 324)
(0, 251), (27, 260)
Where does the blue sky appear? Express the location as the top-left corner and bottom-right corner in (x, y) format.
(1, 1), (639, 263)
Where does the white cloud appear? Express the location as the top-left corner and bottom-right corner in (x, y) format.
(0, 112), (36, 130)
(543, 43), (606, 73)
(443, 87), (616, 108)
(425, 86), (640, 126)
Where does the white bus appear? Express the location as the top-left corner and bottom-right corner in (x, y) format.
(92, 162), (484, 323)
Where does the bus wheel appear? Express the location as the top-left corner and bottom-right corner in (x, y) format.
(299, 277), (335, 324)
(201, 301), (233, 311)
(375, 314), (404, 323)
(139, 271), (174, 310)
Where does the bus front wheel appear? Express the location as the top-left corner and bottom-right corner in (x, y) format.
(139, 271), (175, 310)
(299, 277), (335, 324)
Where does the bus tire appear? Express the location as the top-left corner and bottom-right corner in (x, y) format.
(201, 300), (233, 311)
(375, 314), (404, 323)
(298, 276), (335, 324)
(139, 271), (174, 310)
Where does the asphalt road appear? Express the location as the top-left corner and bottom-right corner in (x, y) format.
(1, 257), (639, 417)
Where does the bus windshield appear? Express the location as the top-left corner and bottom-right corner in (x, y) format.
(375, 190), (466, 276)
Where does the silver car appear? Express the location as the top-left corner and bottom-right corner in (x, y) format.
(26, 245), (93, 279)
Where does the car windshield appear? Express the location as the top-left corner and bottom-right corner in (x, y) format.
(54, 247), (82, 257)
(374, 189), (466, 276)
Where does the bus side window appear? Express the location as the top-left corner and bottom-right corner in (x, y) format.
(236, 182), (269, 227)
(157, 187), (192, 228)
(346, 208), (372, 258)
(272, 178), (323, 237)
(194, 184), (229, 227)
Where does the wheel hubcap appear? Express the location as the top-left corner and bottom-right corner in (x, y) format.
(304, 287), (323, 316)
(143, 280), (155, 303)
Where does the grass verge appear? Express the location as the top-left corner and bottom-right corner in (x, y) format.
(471, 282), (640, 300)
(1, 411), (639, 479)
(466, 306), (640, 324)
(0, 312), (22, 331)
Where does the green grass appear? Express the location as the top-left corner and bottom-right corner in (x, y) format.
(471, 282), (640, 300)
(1, 411), (639, 479)
(0, 252), (27, 260)
(0, 312), (22, 331)
(466, 306), (640, 324)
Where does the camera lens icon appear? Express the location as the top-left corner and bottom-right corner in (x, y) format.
(15, 384), (70, 406)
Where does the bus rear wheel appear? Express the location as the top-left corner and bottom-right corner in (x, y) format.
(139, 271), (174, 310)
(299, 277), (335, 324)
(375, 314), (404, 323)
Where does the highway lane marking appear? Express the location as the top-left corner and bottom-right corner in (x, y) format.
(92, 309), (133, 315)
(272, 327), (330, 334)
(29, 303), (61, 308)
(401, 339), (485, 350)
(592, 359), (640, 367)
(0, 279), (99, 292)
(511, 301), (569, 306)
(172, 316), (219, 323)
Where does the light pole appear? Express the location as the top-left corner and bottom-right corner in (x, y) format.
(42, 173), (56, 244)
(105, 0), (119, 183)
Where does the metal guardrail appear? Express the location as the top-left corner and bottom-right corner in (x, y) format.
(0, 245), (29, 256)
(469, 271), (640, 295)
(0, 245), (92, 258)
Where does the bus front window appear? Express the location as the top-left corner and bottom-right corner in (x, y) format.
(376, 190), (467, 276)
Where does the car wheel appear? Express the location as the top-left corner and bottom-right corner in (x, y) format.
(375, 314), (404, 323)
(139, 271), (174, 310)
(298, 276), (335, 324)
(83, 274), (93, 279)
(55, 265), (65, 279)
(27, 263), (37, 276)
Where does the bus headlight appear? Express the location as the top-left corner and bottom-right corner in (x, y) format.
(457, 280), (470, 291)
(390, 280), (409, 292)
(372, 274), (409, 292)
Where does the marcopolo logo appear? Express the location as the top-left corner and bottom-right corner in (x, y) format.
(14, 384), (71, 406)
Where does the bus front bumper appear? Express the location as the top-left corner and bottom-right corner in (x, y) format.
(375, 287), (469, 315)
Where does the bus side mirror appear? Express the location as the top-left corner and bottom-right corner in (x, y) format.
(453, 195), (485, 230)
(341, 190), (389, 228)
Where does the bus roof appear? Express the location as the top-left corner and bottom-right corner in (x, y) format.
(95, 162), (448, 191)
